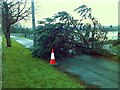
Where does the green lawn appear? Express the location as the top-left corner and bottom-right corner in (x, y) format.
(2, 38), (84, 88)
(112, 44), (120, 60)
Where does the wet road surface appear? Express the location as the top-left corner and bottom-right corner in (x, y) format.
(11, 36), (33, 48)
(57, 55), (119, 88)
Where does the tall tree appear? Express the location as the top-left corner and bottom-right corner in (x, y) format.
(1, 0), (31, 47)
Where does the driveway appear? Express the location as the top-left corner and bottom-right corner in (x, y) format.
(11, 35), (119, 88)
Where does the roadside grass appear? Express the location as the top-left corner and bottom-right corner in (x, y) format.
(2, 38), (84, 88)
(96, 49), (120, 62)
(103, 40), (117, 44)
(102, 40), (119, 61)
(112, 44), (120, 61)
(112, 44), (120, 50)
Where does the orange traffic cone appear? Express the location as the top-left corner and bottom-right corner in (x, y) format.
(50, 48), (57, 65)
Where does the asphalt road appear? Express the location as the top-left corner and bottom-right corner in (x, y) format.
(11, 35), (119, 88)
(57, 55), (119, 88)
(11, 36), (33, 48)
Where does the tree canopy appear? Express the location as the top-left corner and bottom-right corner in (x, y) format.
(32, 5), (107, 59)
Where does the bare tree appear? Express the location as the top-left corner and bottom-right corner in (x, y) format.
(1, 0), (31, 47)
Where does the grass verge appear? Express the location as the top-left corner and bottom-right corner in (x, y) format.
(2, 38), (84, 88)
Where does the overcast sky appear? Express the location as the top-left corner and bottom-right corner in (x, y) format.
(20, 0), (118, 28)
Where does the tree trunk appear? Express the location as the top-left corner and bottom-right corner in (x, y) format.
(4, 27), (11, 47)
(91, 23), (96, 49)
(91, 31), (94, 49)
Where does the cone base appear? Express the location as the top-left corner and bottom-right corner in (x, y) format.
(50, 63), (58, 66)
(50, 59), (57, 65)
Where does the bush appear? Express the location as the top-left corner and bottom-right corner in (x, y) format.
(112, 39), (120, 46)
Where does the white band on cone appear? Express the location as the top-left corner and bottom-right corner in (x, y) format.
(51, 52), (55, 59)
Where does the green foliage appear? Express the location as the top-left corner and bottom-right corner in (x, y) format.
(112, 44), (120, 56)
(2, 38), (83, 88)
(11, 23), (33, 39)
(33, 5), (107, 59)
(112, 39), (120, 46)
(74, 5), (107, 49)
(33, 21), (75, 59)
(33, 11), (92, 59)
(11, 23), (32, 34)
